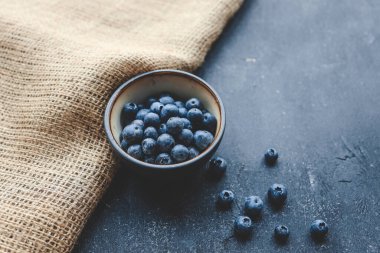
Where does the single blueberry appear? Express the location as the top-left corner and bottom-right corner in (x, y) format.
(136, 108), (150, 121)
(120, 140), (129, 151)
(159, 94), (175, 105)
(155, 153), (173, 165)
(146, 97), (157, 107)
(131, 119), (144, 128)
(310, 220), (328, 239)
(144, 126), (158, 139)
(157, 133), (175, 153)
(274, 225), (290, 243)
(122, 102), (138, 121)
(167, 117), (184, 135)
(161, 104), (179, 121)
(137, 104), (144, 110)
(178, 107), (188, 118)
(144, 155), (155, 164)
(268, 183), (287, 207)
(194, 130), (214, 151)
(158, 123), (167, 135)
(265, 148), (279, 165)
(174, 101), (185, 108)
(171, 144), (189, 163)
(185, 98), (202, 110)
(141, 138), (157, 156)
(244, 196), (264, 218)
(188, 147), (200, 159)
(143, 112), (160, 127)
(187, 108), (203, 125)
(234, 216), (253, 238)
(127, 144), (143, 160)
(122, 124), (143, 144)
(217, 190), (234, 209)
(181, 118), (192, 130)
(150, 101), (164, 114)
(203, 112), (217, 134)
(206, 156), (227, 178)
(178, 129), (193, 146)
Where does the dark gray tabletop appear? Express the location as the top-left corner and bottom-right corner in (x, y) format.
(74, 0), (380, 252)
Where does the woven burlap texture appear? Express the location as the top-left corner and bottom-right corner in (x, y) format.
(0, 0), (242, 252)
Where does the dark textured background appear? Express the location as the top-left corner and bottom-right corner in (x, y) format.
(74, 0), (380, 252)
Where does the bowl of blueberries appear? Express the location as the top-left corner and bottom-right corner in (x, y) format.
(104, 69), (226, 177)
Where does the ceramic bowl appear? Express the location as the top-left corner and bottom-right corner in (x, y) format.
(104, 69), (226, 178)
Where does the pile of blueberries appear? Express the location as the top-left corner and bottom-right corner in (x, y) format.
(119, 93), (217, 165)
(209, 149), (329, 243)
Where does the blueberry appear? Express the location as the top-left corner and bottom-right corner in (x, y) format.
(143, 112), (160, 127)
(203, 112), (217, 133)
(167, 117), (184, 135)
(185, 98), (202, 110)
(158, 123), (167, 135)
(144, 155), (155, 164)
(206, 156), (227, 178)
(144, 126), (158, 139)
(132, 119), (144, 128)
(244, 196), (264, 218)
(174, 101), (185, 108)
(310, 220), (328, 239)
(137, 104), (144, 110)
(122, 102), (138, 121)
(122, 124), (143, 143)
(178, 107), (188, 118)
(194, 130), (214, 151)
(127, 144), (143, 160)
(157, 133), (175, 153)
(146, 97), (157, 107)
(178, 129), (193, 146)
(217, 190), (234, 209)
(187, 108), (203, 125)
(141, 138), (157, 156)
(268, 184), (287, 206)
(155, 153), (173, 165)
(136, 108), (150, 121)
(234, 216), (253, 238)
(171, 144), (189, 162)
(274, 225), (290, 243)
(188, 147), (200, 159)
(161, 104), (179, 121)
(159, 94), (175, 105)
(150, 102), (164, 114)
(181, 118), (192, 130)
(120, 140), (129, 151)
(265, 148), (279, 165)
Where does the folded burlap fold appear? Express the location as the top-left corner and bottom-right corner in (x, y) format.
(0, 0), (242, 252)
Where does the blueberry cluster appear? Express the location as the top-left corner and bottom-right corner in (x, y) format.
(119, 93), (217, 165)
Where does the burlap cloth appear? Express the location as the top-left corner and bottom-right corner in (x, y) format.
(0, 0), (242, 252)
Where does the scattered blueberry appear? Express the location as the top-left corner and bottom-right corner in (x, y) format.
(155, 153), (173, 165)
(158, 123), (167, 135)
(244, 196), (264, 218)
(217, 190), (234, 209)
(178, 129), (193, 146)
(161, 104), (179, 121)
(178, 107), (188, 118)
(174, 101), (185, 108)
(120, 140), (129, 151)
(206, 156), (227, 178)
(141, 138), (157, 156)
(188, 147), (199, 159)
(131, 119), (144, 128)
(144, 126), (158, 139)
(234, 216), (253, 238)
(274, 225), (290, 243)
(136, 108), (150, 121)
(310, 220), (328, 239)
(186, 98), (202, 110)
(268, 183), (287, 207)
(157, 133), (175, 153)
(122, 124), (143, 143)
(159, 94), (175, 105)
(144, 156), (155, 164)
(265, 148), (279, 165)
(143, 112), (160, 127)
(122, 102), (138, 121)
(187, 108), (203, 125)
(167, 117), (184, 135)
(203, 112), (217, 133)
(150, 101), (164, 114)
(171, 144), (189, 162)
(127, 144), (143, 160)
(194, 130), (214, 151)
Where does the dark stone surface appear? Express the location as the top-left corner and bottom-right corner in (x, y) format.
(73, 0), (380, 252)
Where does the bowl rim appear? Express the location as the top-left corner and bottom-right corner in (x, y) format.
(104, 69), (226, 170)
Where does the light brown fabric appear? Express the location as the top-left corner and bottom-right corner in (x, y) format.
(0, 0), (242, 252)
